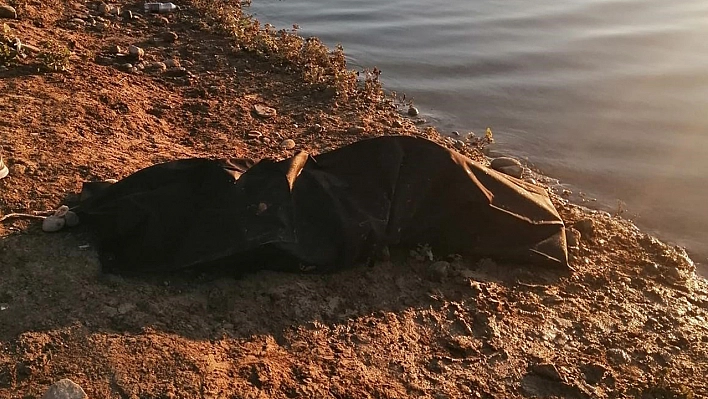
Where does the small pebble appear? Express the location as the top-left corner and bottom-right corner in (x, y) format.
(407, 106), (419, 116)
(427, 261), (450, 282)
(346, 126), (365, 135)
(97, 2), (111, 15)
(0, 5), (17, 19)
(573, 218), (595, 238)
(128, 44), (144, 59)
(109, 44), (122, 54)
(41, 378), (87, 399)
(148, 61), (166, 72)
(253, 103), (277, 118)
(490, 157), (523, 179)
(70, 18), (86, 26)
(164, 58), (180, 68)
(280, 139), (296, 150)
(121, 9), (133, 19)
(164, 66), (188, 77)
(163, 31), (178, 43)
(246, 130), (262, 139)
(565, 227), (581, 248)
(42, 216), (66, 233)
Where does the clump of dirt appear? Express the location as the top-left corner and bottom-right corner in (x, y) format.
(1, 0), (707, 398)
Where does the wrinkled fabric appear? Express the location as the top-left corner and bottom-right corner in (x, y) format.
(75, 136), (568, 275)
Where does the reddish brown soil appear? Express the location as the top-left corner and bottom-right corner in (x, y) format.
(1, 1), (707, 398)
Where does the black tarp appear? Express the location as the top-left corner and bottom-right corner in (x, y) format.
(75, 136), (568, 275)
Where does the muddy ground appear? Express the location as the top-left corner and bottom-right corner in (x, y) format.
(1, 0), (708, 398)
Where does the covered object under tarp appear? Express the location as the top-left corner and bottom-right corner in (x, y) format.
(74, 136), (568, 275)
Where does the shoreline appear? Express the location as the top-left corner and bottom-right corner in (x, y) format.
(1, 0), (708, 397)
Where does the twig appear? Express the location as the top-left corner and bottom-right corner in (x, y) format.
(0, 210), (54, 222)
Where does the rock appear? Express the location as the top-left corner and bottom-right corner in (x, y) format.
(490, 157), (523, 179)
(128, 44), (144, 59)
(69, 18), (86, 26)
(119, 63), (133, 72)
(121, 9), (132, 19)
(346, 126), (365, 135)
(530, 363), (563, 382)
(0, 5), (17, 19)
(246, 130), (262, 139)
(163, 31), (178, 43)
(164, 66), (188, 77)
(64, 211), (80, 227)
(607, 348), (631, 365)
(109, 44), (122, 54)
(110, 5), (120, 15)
(427, 261), (450, 282)
(148, 61), (166, 72)
(42, 216), (65, 233)
(452, 130), (460, 136)
(253, 103), (277, 118)
(280, 139), (296, 150)
(97, 2), (111, 15)
(164, 58), (180, 68)
(581, 363), (607, 385)
(573, 218), (595, 238)
(0, 157), (8, 179)
(407, 106), (419, 116)
(391, 119), (403, 128)
(41, 378), (87, 399)
(565, 227), (580, 248)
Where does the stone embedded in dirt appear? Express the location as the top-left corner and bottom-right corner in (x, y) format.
(163, 31), (178, 43)
(164, 66), (189, 77)
(0, 4), (17, 19)
(490, 157), (523, 179)
(164, 58), (180, 68)
(565, 227), (580, 248)
(427, 261), (450, 282)
(253, 103), (277, 118)
(607, 348), (631, 365)
(97, 2), (111, 15)
(346, 126), (365, 135)
(0, 157), (8, 179)
(69, 18), (86, 26)
(42, 216), (66, 233)
(573, 218), (595, 238)
(109, 44), (122, 54)
(581, 363), (608, 385)
(407, 106), (419, 116)
(280, 139), (296, 150)
(41, 378), (87, 399)
(246, 130), (262, 139)
(128, 44), (144, 59)
(148, 61), (166, 72)
(530, 363), (563, 382)
(121, 9), (132, 20)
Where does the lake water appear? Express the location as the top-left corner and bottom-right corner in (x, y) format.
(248, 0), (708, 273)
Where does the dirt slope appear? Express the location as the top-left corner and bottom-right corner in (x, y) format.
(1, 0), (707, 398)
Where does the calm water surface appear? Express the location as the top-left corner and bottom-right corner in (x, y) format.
(249, 0), (708, 271)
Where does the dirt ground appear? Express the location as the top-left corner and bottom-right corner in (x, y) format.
(1, 0), (708, 398)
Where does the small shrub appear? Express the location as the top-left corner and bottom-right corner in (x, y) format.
(0, 23), (17, 67)
(38, 40), (70, 71)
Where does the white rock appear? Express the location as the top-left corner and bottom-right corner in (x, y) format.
(41, 378), (87, 399)
(42, 216), (66, 233)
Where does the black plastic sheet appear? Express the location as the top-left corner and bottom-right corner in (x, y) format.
(75, 136), (568, 275)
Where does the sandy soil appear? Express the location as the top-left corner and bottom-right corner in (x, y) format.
(1, 0), (707, 398)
